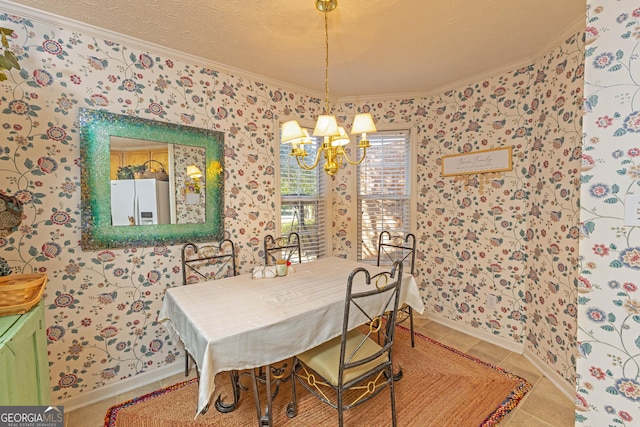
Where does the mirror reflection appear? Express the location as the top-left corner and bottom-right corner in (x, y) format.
(109, 137), (206, 226)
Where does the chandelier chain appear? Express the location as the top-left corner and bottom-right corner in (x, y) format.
(323, 10), (330, 114)
(280, 0), (375, 176)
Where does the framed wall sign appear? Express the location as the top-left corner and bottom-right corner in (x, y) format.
(441, 146), (512, 176)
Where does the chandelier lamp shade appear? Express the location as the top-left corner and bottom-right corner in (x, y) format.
(186, 164), (203, 179)
(281, 0), (377, 176)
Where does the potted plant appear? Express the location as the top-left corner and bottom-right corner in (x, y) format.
(0, 27), (20, 81)
(116, 165), (146, 179)
(0, 28), (20, 276)
(116, 166), (134, 180)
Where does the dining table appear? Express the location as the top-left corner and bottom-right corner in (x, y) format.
(157, 256), (424, 425)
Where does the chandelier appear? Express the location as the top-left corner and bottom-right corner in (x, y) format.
(281, 0), (377, 176)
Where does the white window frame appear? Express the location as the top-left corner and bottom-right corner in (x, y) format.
(356, 126), (416, 264)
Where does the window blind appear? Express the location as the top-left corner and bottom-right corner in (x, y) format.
(357, 130), (411, 263)
(279, 132), (326, 261)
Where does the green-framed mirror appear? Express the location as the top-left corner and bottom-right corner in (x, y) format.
(79, 108), (224, 250)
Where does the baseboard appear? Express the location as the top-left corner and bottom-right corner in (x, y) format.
(57, 361), (185, 412)
(523, 347), (575, 401)
(425, 313), (524, 353)
(425, 313), (574, 402)
(58, 315), (576, 412)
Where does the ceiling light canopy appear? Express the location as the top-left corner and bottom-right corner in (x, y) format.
(281, 0), (377, 176)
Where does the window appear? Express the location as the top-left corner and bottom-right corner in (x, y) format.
(279, 128), (328, 261)
(357, 130), (412, 263)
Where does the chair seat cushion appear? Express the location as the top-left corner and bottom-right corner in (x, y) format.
(298, 329), (388, 386)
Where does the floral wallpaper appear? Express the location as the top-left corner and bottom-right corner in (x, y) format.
(0, 3), (586, 411)
(576, 1), (640, 425)
(331, 33), (584, 392)
(0, 8), (322, 405)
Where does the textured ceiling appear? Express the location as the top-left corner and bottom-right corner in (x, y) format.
(3, 0), (586, 98)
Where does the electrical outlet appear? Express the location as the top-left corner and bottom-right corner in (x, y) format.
(487, 294), (497, 309)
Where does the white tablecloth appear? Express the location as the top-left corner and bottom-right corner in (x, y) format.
(157, 256), (424, 415)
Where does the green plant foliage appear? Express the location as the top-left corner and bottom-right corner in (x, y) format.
(0, 27), (20, 82)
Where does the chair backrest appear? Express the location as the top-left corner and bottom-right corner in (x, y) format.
(376, 231), (416, 275)
(339, 261), (404, 381)
(181, 239), (237, 285)
(263, 232), (302, 266)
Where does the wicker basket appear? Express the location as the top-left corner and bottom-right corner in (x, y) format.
(0, 273), (48, 317)
(142, 160), (169, 181)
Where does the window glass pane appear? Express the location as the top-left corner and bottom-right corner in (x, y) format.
(279, 128), (325, 262)
(281, 200), (322, 261)
(280, 141), (318, 197)
(357, 130), (411, 263)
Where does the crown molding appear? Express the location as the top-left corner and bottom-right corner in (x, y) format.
(1, 1), (584, 106)
(0, 0), (325, 100)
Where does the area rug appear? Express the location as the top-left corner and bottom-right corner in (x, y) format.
(105, 327), (531, 426)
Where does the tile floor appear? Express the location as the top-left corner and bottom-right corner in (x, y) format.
(65, 313), (575, 426)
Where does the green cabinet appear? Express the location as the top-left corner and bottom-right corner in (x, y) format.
(0, 301), (50, 405)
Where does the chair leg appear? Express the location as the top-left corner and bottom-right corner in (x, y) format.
(185, 353), (190, 376)
(337, 385), (344, 427)
(251, 367), (274, 426)
(408, 306), (415, 348)
(286, 358), (298, 418)
(389, 364), (397, 427)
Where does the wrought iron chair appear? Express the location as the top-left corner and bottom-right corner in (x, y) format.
(180, 239), (239, 413)
(263, 232), (302, 266)
(181, 240), (237, 289)
(377, 231), (417, 347)
(286, 262), (404, 427)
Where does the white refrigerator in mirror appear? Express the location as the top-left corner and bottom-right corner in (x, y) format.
(110, 179), (170, 226)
